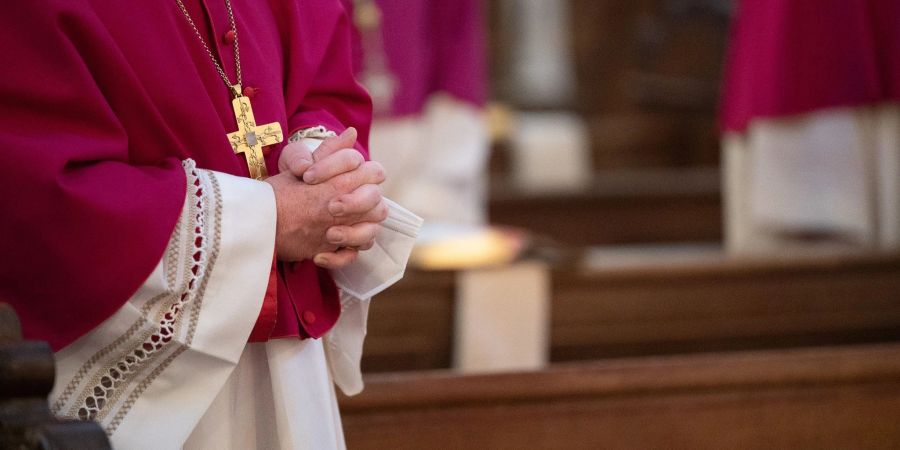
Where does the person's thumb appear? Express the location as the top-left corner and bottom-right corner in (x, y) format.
(278, 142), (314, 178)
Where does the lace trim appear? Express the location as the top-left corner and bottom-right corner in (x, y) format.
(288, 125), (338, 143)
(51, 188), (194, 416)
(48, 160), (223, 435)
(104, 171), (223, 435)
(71, 160), (207, 422)
(53, 198), (196, 416)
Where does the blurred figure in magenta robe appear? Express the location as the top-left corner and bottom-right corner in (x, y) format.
(350, 0), (491, 229)
(721, 0), (900, 253)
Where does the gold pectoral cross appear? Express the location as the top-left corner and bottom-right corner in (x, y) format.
(226, 85), (283, 180)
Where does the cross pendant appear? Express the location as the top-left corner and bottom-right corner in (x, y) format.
(226, 85), (283, 180)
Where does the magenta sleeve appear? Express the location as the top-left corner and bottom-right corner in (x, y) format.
(0, 3), (187, 350)
(284, 3), (373, 160)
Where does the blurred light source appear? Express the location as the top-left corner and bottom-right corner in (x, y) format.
(410, 224), (527, 271)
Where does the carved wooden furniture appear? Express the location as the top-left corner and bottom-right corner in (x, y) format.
(0, 303), (110, 449)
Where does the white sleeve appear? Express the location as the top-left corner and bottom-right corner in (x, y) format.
(49, 159), (276, 449)
(292, 137), (425, 396)
(324, 197), (423, 396)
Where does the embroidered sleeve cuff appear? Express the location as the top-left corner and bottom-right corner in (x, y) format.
(49, 160), (277, 447)
(187, 167), (277, 357)
(288, 125), (337, 142)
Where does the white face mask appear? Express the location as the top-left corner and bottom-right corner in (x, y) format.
(331, 198), (423, 299)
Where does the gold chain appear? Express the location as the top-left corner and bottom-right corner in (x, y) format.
(174, 0), (243, 94)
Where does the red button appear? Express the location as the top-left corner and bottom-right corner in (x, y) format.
(302, 311), (317, 325)
(242, 86), (258, 99)
(223, 30), (236, 45)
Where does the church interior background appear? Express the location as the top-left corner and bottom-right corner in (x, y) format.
(343, 0), (900, 448)
(3, 0), (900, 448)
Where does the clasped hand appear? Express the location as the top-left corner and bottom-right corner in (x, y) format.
(264, 128), (387, 269)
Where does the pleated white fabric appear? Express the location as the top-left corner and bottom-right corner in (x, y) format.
(184, 339), (345, 450)
(723, 104), (900, 252)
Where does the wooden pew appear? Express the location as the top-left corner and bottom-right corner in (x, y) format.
(363, 271), (457, 372)
(553, 251), (900, 361)
(342, 343), (900, 449)
(0, 303), (111, 449)
(363, 252), (900, 373)
(488, 168), (721, 246)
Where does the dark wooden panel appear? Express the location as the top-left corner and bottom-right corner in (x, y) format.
(0, 303), (111, 450)
(552, 252), (900, 361)
(566, 0), (732, 168)
(489, 168), (722, 246)
(342, 344), (900, 449)
(365, 253), (900, 373)
(363, 272), (456, 373)
(488, 0), (731, 169)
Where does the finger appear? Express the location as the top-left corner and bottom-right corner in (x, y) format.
(325, 222), (378, 249)
(303, 148), (365, 184)
(277, 142), (314, 177)
(312, 127), (357, 163)
(334, 199), (388, 226)
(328, 183), (382, 217)
(330, 160), (386, 192)
(313, 248), (359, 269)
(358, 199), (389, 224)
